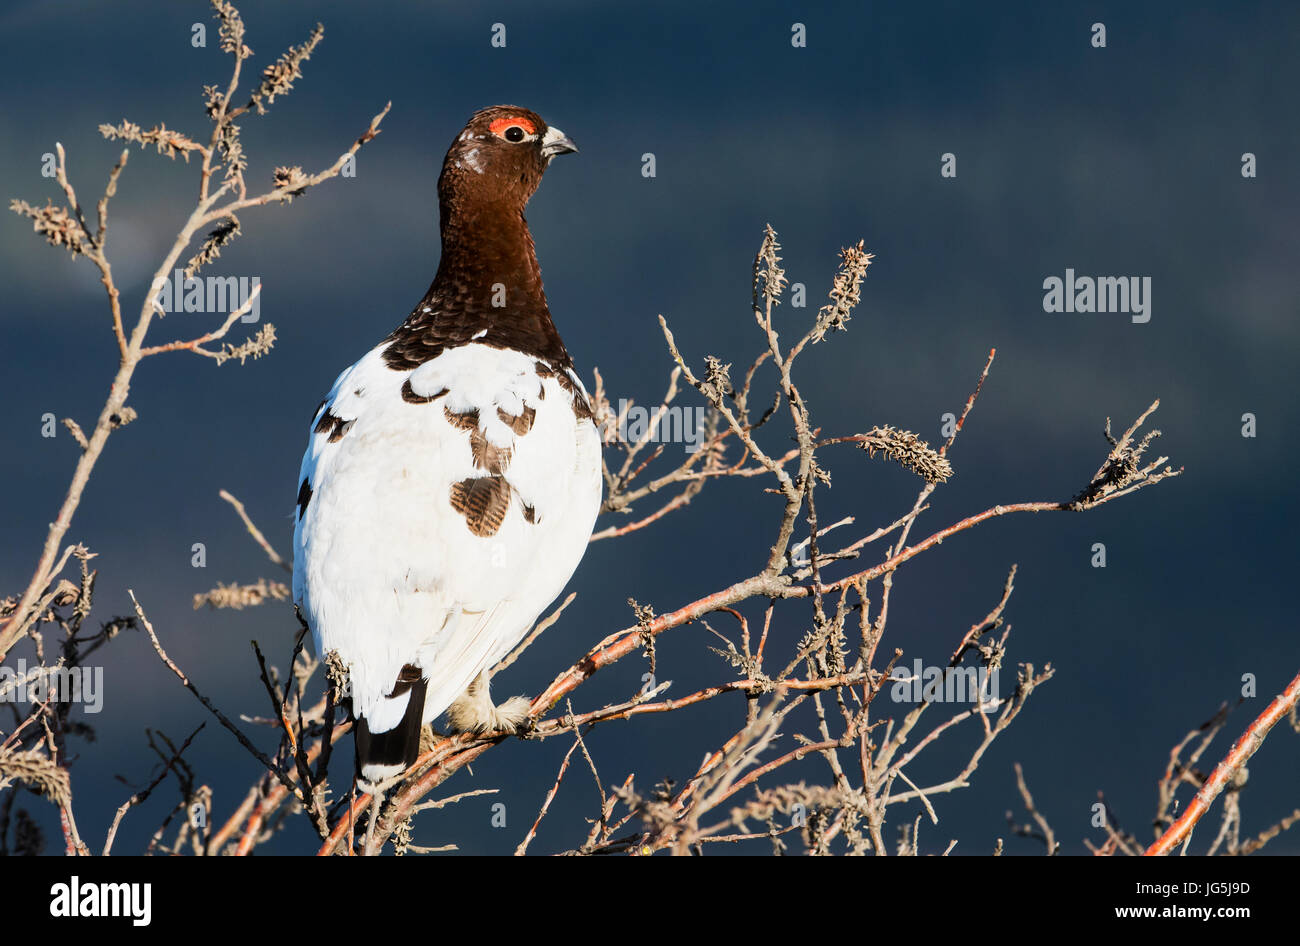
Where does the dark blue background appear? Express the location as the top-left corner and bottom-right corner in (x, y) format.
(1, 1), (1296, 855)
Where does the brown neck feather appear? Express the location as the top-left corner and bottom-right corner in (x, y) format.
(383, 195), (572, 371)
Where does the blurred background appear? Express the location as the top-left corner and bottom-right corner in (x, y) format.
(1, 0), (1296, 855)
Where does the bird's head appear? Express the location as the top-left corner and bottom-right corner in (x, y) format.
(439, 105), (578, 210)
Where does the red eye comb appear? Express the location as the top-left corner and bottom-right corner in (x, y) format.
(489, 116), (535, 137)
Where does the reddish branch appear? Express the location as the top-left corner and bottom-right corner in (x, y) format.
(1145, 670), (1300, 856)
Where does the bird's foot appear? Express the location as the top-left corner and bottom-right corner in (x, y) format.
(447, 671), (532, 734)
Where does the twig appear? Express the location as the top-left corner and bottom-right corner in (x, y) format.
(131, 591), (299, 800)
(516, 740), (580, 855)
(218, 489), (289, 573)
(1146, 670), (1300, 855)
(1008, 762), (1057, 854)
(103, 724), (205, 855)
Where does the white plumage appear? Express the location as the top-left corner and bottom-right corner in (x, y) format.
(293, 342), (601, 786)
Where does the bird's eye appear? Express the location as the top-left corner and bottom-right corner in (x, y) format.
(489, 116), (537, 141)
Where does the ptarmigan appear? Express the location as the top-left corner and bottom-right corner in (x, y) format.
(292, 106), (601, 792)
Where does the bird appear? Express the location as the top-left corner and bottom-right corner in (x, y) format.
(292, 106), (601, 793)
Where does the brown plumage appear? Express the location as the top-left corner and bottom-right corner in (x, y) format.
(384, 106), (578, 372)
(448, 475), (513, 537)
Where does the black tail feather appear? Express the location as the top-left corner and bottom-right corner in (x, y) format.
(354, 671), (427, 789)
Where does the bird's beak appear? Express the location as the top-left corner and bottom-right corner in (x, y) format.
(541, 125), (579, 158)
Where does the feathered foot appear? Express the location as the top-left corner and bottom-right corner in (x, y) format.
(446, 671), (531, 734)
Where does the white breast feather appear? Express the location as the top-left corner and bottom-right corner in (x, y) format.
(292, 343), (601, 734)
